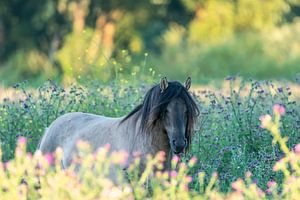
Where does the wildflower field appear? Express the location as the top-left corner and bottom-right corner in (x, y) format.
(0, 78), (299, 199)
(2, 0), (300, 199)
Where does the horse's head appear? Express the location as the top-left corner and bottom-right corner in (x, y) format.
(158, 77), (199, 154)
(122, 77), (199, 155)
(138, 77), (199, 154)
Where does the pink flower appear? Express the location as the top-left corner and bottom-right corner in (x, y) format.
(3, 161), (9, 170)
(156, 151), (166, 162)
(273, 104), (285, 115)
(266, 188), (272, 194)
(212, 172), (218, 178)
(27, 152), (33, 158)
(257, 188), (265, 197)
(188, 156), (197, 166)
(45, 153), (54, 165)
(172, 155), (180, 164)
(119, 151), (129, 165)
(104, 143), (111, 150)
(185, 176), (193, 183)
(259, 114), (272, 128)
(294, 144), (300, 155)
(267, 181), (277, 188)
(18, 137), (27, 146)
(155, 171), (162, 178)
(245, 171), (252, 178)
(179, 162), (187, 170)
(184, 185), (189, 191)
(170, 170), (177, 178)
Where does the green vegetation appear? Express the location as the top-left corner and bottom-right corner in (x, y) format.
(1, 0), (300, 85)
(0, 78), (299, 194)
(1, 0), (300, 198)
(155, 21), (300, 80)
(0, 95), (299, 199)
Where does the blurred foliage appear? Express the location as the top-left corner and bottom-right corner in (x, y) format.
(0, 0), (300, 85)
(154, 20), (300, 81)
(0, 50), (57, 86)
(187, 0), (235, 44)
(185, 0), (290, 44)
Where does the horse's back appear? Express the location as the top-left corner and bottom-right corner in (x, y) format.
(38, 112), (120, 154)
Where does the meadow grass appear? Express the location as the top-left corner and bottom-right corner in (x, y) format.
(0, 100), (299, 199)
(0, 78), (299, 197)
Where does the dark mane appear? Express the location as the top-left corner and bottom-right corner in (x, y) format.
(121, 81), (200, 150)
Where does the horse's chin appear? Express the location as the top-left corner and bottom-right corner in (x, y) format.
(171, 148), (184, 155)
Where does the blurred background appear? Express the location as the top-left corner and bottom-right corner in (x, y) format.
(1, 0), (300, 86)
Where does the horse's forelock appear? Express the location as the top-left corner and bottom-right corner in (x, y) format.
(143, 82), (199, 132)
(122, 81), (199, 143)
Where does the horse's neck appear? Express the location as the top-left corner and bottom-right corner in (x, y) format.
(125, 113), (170, 156)
(149, 125), (170, 154)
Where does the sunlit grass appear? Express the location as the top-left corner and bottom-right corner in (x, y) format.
(0, 78), (299, 197)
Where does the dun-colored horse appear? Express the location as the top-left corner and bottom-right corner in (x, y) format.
(38, 77), (199, 177)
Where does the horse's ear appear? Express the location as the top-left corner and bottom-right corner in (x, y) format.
(184, 77), (191, 90)
(160, 77), (168, 92)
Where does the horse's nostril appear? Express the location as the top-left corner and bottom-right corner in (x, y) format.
(172, 139), (176, 146)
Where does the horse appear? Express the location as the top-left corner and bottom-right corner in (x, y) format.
(38, 77), (199, 178)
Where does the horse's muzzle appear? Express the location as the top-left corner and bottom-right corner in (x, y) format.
(171, 138), (187, 154)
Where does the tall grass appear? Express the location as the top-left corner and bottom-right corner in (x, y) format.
(0, 78), (299, 193)
(0, 103), (299, 199)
